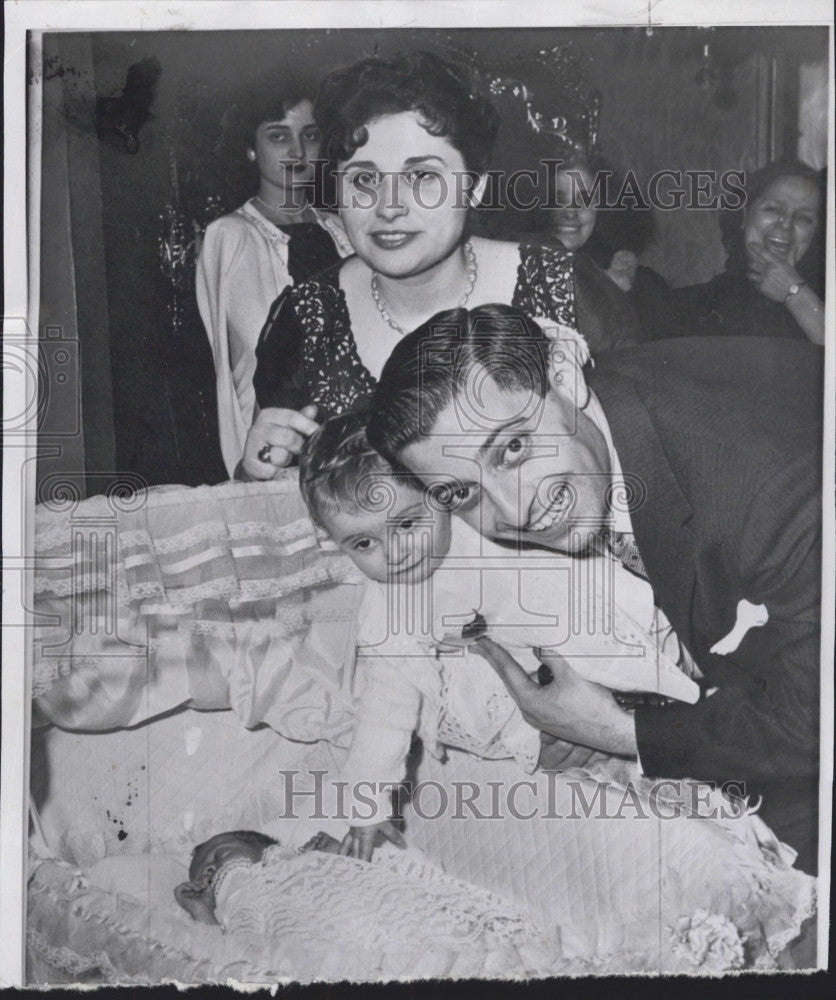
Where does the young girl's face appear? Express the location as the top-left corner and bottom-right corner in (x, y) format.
(250, 99), (320, 192)
(320, 478), (452, 584)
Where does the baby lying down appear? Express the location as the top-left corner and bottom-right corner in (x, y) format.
(174, 829), (556, 980)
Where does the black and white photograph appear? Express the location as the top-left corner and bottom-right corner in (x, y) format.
(1, 0), (833, 987)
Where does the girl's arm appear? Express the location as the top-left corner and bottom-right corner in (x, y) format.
(342, 653), (423, 830)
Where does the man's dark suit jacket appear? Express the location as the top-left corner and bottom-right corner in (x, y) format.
(588, 337), (823, 872)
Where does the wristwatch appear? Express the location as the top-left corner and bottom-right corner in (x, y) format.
(784, 280), (806, 302)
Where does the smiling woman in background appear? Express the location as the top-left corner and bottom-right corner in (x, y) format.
(241, 50), (581, 480)
(671, 158), (826, 346)
(538, 147), (674, 346)
(197, 73), (353, 478)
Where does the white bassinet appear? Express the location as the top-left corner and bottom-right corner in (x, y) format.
(27, 480), (816, 983)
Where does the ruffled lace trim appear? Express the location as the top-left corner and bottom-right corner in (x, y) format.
(32, 657), (101, 698)
(34, 572), (112, 597)
(27, 926), (121, 979)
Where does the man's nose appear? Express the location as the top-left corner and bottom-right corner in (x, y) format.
(376, 173), (407, 220)
(484, 481), (524, 535)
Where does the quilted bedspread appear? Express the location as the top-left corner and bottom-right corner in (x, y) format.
(403, 749), (815, 971)
(28, 707), (815, 981)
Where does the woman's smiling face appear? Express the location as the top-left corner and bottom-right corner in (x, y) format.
(744, 175), (821, 268)
(336, 111), (476, 278)
(547, 166), (598, 251)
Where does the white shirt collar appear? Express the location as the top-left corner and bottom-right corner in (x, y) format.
(582, 388), (634, 535)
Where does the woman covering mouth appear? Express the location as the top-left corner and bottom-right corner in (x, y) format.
(669, 158), (825, 346)
(763, 235), (792, 259)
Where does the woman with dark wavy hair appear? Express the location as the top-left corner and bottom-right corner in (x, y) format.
(197, 72), (352, 478)
(240, 50), (581, 479)
(671, 158), (826, 345)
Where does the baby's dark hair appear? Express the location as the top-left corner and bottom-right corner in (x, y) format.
(299, 408), (392, 528)
(314, 50), (499, 174)
(191, 830), (279, 860)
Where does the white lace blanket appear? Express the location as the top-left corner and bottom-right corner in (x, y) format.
(32, 478), (364, 744)
(213, 845), (560, 980)
(27, 850), (585, 984)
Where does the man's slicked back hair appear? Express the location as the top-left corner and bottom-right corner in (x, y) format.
(367, 304), (550, 464)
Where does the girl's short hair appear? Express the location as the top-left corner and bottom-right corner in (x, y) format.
(314, 50), (500, 174)
(220, 71), (317, 156)
(720, 157), (826, 291)
(299, 408), (392, 527)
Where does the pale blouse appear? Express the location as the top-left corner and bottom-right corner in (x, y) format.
(196, 202), (352, 477)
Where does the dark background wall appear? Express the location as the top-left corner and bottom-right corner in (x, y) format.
(36, 26), (828, 498)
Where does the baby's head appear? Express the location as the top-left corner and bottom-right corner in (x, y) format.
(299, 409), (451, 584)
(188, 830), (279, 887)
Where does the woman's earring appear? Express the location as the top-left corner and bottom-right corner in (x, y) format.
(246, 148), (256, 162)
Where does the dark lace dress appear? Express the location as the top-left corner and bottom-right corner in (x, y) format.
(253, 241), (576, 421)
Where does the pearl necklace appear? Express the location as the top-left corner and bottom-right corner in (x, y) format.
(253, 195), (313, 226)
(370, 241), (478, 336)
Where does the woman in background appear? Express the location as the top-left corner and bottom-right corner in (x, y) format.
(242, 50), (579, 480)
(541, 148), (673, 344)
(197, 73), (353, 478)
(670, 158), (825, 345)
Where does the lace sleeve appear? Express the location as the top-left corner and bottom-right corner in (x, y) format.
(512, 241), (577, 330)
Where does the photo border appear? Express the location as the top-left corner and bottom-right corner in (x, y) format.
(3, 0), (834, 986)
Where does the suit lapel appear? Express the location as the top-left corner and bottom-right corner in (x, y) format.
(589, 365), (698, 651)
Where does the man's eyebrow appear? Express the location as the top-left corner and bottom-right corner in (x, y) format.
(477, 415), (530, 458)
